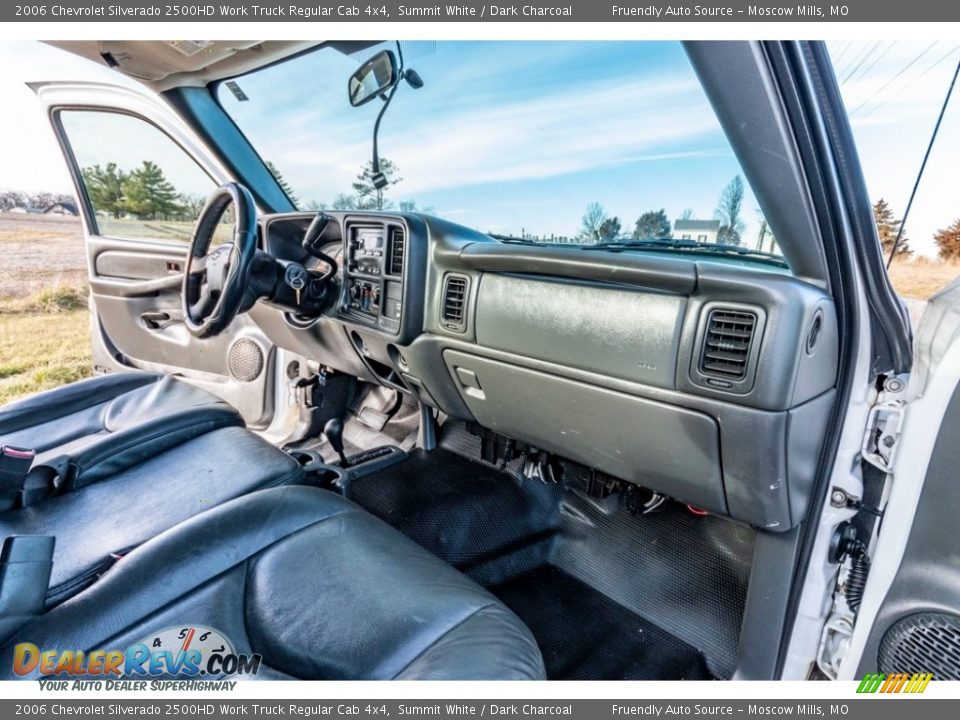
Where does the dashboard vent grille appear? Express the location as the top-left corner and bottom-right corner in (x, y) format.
(389, 228), (405, 276)
(442, 275), (468, 330)
(700, 309), (756, 380)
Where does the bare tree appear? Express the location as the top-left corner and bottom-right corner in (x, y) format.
(715, 176), (747, 245)
(579, 202), (607, 244)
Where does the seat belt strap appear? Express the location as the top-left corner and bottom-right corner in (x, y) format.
(0, 446), (36, 512)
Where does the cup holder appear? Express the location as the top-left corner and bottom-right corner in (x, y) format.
(287, 449), (347, 490)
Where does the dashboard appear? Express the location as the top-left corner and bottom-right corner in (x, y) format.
(340, 221), (407, 333)
(256, 210), (839, 533)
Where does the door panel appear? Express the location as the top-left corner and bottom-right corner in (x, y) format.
(36, 83), (276, 426)
(846, 280), (960, 679)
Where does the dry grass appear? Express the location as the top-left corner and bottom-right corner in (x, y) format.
(0, 284), (92, 405)
(887, 257), (960, 301)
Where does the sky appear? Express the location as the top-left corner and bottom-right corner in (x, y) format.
(0, 40), (957, 256)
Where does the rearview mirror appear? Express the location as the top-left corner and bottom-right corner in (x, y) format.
(348, 50), (398, 107)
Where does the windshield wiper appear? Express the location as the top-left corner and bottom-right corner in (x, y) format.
(585, 237), (789, 268)
(489, 234), (571, 246)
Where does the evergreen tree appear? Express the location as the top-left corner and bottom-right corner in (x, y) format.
(598, 216), (622, 242)
(935, 218), (960, 260)
(266, 161), (300, 206)
(873, 199), (912, 257)
(121, 162), (183, 220)
(352, 159), (402, 210)
(632, 209), (672, 240)
(81, 163), (127, 218)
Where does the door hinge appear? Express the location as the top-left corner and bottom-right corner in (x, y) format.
(860, 399), (905, 472)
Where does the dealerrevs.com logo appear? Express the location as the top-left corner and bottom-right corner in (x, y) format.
(12, 626), (261, 685)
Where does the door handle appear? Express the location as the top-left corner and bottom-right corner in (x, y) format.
(140, 310), (183, 330)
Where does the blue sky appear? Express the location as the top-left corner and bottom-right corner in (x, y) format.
(0, 40), (957, 256)
(220, 41), (756, 241)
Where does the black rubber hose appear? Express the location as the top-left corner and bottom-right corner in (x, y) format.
(845, 540), (871, 613)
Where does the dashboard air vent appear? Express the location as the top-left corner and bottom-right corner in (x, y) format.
(389, 227), (405, 276)
(699, 309), (756, 380)
(441, 275), (468, 331)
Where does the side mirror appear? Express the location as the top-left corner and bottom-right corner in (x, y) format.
(348, 50), (398, 107)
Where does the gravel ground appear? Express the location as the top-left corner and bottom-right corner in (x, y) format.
(0, 213), (86, 297)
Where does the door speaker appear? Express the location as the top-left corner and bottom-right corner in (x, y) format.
(878, 612), (960, 680)
(227, 338), (265, 382)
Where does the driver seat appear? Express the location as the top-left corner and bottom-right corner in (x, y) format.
(0, 371), (242, 509)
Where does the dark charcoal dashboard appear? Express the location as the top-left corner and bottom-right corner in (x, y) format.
(340, 221), (407, 333)
(256, 211), (839, 533)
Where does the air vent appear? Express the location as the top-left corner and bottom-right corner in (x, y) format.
(389, 227), (405, 276)
(441, 275), (468, 331)
(699, 309), (757, 380)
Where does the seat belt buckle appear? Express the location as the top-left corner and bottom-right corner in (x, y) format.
(0, 447), (36, 512)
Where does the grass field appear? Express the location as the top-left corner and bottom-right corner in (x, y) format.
(887, 257), (960, 300)
(0, 285), (93, 405)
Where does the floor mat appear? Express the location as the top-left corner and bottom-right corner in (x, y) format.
(347, 431), (753, 679)
(349, 448), (564, 586)
(493, 566), (714, 680)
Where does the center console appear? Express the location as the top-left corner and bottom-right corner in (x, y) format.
(340, 220), (407, 335)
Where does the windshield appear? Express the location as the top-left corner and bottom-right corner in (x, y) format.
(218, 41), (781, 260)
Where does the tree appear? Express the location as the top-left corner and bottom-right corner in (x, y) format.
(399, 199), (435, 215)
(82, 163), (127, 218)
(679, 208), (694, 221)
(873, 199), (912, 258)
(632, 209), (671, 240)
(179, 193), (207, 220)
(332, 193), (358, 210)
(352, 158), (402, 210)
(715, 176), (747, 245)
(598, 217), (622, 242)
(0, 190), (29, 212)
(935, 218), (960, 260)
(266, 161), (299, 206)
(121, 161), (183, 220)
(579, 202), (607, 244)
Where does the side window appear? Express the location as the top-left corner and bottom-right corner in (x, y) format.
(59, 110), (216, 243)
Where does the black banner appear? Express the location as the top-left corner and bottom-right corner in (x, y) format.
(5, 0), (960, 22)
(1, 700), (955, 719)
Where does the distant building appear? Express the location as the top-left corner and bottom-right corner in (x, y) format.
(44, 201), (79, 216)
(674, 219), (720, 244)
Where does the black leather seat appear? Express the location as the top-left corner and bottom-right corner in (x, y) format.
(0, 426), (303, 606)
(0, 372), (242, 507)
(3, 486), (545, 680)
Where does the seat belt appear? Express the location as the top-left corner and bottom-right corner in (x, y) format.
(0, 446), (35, 512)
(0, 446), (71, 511)
(0, 535), (55, 642)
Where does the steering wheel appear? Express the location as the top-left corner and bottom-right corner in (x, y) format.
(182, 182), (258, 339)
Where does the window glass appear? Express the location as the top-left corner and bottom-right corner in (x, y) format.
(59, 110), (220, 243)
(219, 41), (785, 265)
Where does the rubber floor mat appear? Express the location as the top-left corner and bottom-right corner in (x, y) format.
(348, 448), (564, 585)
(347, 439), (751, 679)
(493, 566), (714, 680)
